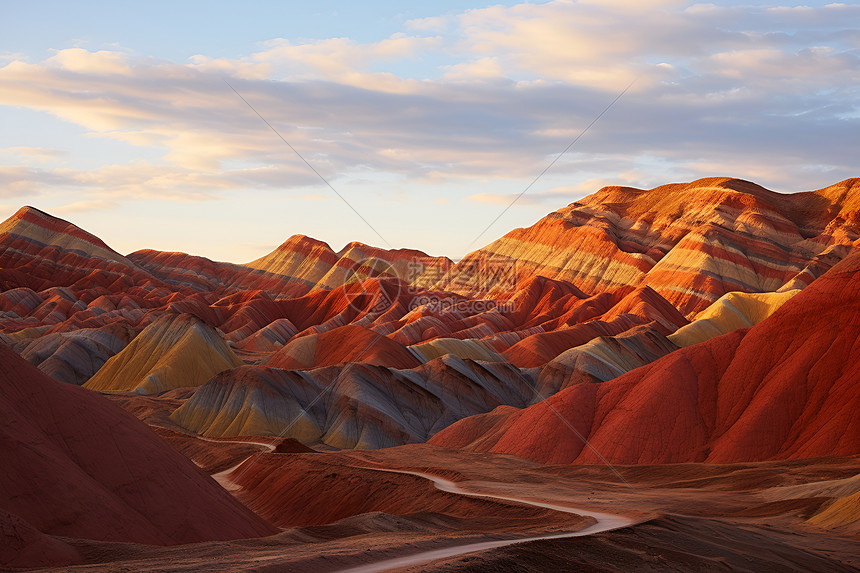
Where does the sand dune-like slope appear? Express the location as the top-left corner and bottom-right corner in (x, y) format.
(668, 288), (800, 347)
(431, 250), (860, 463)
(765, 471), (860, 535)
(84, 314), (242, 394)
(807, 489), (860, 534)
(0, 345), (275, 568)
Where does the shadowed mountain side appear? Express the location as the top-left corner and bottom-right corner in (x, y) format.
(432, 178), (860, 315)
(11, 322), (136, 385)
(170, 357), (539, 449)
(430, 251), (860, 464)
(0, 344), (276, 568)
(0, 508), (81, 569)
(84, 314), (242, 394)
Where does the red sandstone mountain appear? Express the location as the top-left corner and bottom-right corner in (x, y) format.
(431, 177), (860, 315)
(1, 177), (859, 455)
(0, 344), (275, 568)
(3, 177), (860, 571)
(430, 250), (860, 464)
(267, 323), (421, 370)
(0, 206), (160, 292)
(244, 235), (452, 295)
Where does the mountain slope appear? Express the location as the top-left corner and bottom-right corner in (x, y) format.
(0, 343), (275, 565)
(84, 314), (242, 394)
(267, 323), (421, 370)
(170, 356), (538, 448)
(430, 250), (860, 463)
(0, 206), (159, 292)
(432, 177), (860, 315)
(245, 235), (452, 294)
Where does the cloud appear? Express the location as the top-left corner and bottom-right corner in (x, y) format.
(466, 176), (640, 206)
(467, 192), (524, 206)
(0, 51), (26, 65)
(1, 147), (67, 162)
(0, 166), (74, 197)
(46, 48), (133, 76)
(0, 0), (856, 218)
(54, 200), (120, 214)
(443, 57), (504, 80)
(405, 15), (450, 33)
(248, 34), (442, 91)
(299, 193), (328, 201)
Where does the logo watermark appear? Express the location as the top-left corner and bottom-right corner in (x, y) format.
(341, 255), (518, 315)
(408, 295), (516, 314)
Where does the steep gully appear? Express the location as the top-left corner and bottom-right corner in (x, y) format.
(208, 440), (637, 572)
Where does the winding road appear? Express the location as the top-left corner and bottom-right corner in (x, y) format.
(335, 466), (636, 573)
(202, 439), (635, 572)
(203, 437), (276, 491)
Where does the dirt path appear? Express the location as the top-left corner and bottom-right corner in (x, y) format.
(202, 436), (276, 490)
(335, 466), (637, 573)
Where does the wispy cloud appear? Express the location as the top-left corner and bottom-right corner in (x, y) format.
(54, 199), (120, 214)
(466, 176), (640, 206)
(0, 0), (856, 239)
(1, 147), (68, 162)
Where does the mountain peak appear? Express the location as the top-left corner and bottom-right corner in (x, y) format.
(0, 205), (130, 265)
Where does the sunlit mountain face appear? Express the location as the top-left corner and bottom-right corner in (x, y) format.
(3, 0), (859, 569)
(2, 176), (860, 570)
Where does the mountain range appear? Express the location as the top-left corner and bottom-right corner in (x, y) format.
(2, 176), (860, 570)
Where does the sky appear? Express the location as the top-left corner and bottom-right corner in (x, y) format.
(0, 1), (858, 262)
